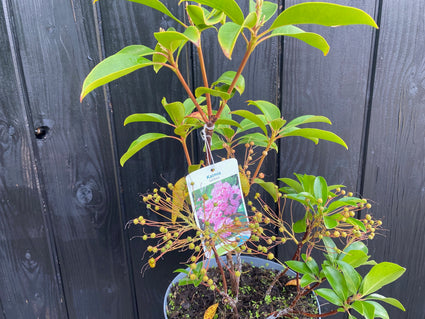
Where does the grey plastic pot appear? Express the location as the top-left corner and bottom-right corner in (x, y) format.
(163, 255), (321, 318)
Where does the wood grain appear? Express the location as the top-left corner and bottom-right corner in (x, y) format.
(279, 0), (377, 189)
(0, 1), (67, 317)
(5, 0), (134, 317)
(98, 0), (193, 317)
(363, 0), (425, 317)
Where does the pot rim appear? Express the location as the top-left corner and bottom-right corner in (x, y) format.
(163, 255), (322, 319)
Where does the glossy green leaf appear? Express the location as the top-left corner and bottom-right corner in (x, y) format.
(316, 288), (344, 306)
(215, 118), (241, 128)
(346, 217), (367, 232)
(343, 241), (368, 255)
(281, 128), (348, 149)
(342, 250), (371, 268)
(163, 100), (185, 125)
(293, 215), (307, 233)
(174, 124), (192, 136)
(218, 22), (242, 59)
(270, 25), (329, 55)
(285, 115), (332, 129)
(365, 294), (406, 311)
(253, 178), (278, 202)
(181, 0), (244, 25)
(238, 132), (277, 151)
(324, 216), (338, 229)
(302, 254), (320, 276)
(80, 45), (155, 101)
(270, 2), (378, 30)
(261, 1), (278, 23)
(195, 87), (231, 100)
(153, 43), (168, 73)
(183, 96), (206, 116)
(247, 100), (281, 122)
(337, 260), (362, 296)
(212, 71), (245, 95)
(232, 110), (268, 135)
(300, 273), (317, 288)
(360, 262), (406, 296)
(323, 266), (348, 301)
(124, 113), (171, 126)
(128, 0), (186, 27)
(365, 301), (389, 319)
(326, 196), (364, 212)
(120, 133), (170, 166)
(322, 237), (338, 262)
(286, 260), (311, 275)
(352, 300), (375, 319)
(278, 177), (303, 193)
(314, 176), (328, 202)
(243, 12), (257, 29)
(270, 118), (286, 131)
(154, 29), (197, 51)
(188, 162), (202, 174)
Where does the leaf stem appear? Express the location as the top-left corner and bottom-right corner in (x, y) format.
(196, 44), (213, 118)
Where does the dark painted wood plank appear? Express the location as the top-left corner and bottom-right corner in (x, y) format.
(279, 0), (377, 189)
(98, 0), (192, 317)
(6, 0), (134, 317)
(363, 0), (425, 317)
(0, 1), (67, 317)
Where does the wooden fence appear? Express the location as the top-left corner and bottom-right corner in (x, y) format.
(0, 0), (423, 318)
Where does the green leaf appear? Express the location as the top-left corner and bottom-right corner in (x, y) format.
(326, 196), (364, 212)
(183, 96), (206, 116)
(365, 294), (405, 311)
(316, 288), (344, 306)
(346, 217), (367, 232)
(215, 118), (241, 128)
(154, 29), (194, 51)
(174, 124), (192, 136)
(323, 266), (348, 301)
(364, 301), (389, 319)
(195, 87), (231, 100)
(314, 176), (328, 202)
(163, 100), (185, 125)
(212, 71), (245, 95)
(80, 45), (155, 101)
(172, 177), (187, 223)
(302, 254), (320, 277)
(128, 0), (186, 27)
(188, 162), (203, 174)
(261, 1), (278, 23)
(181, 0), (244, 25)
(243, 12), (257, 29)
(253, 178), (278, 202)
(343, 241), (368, 255)
(270, 2), (378, 30)
(120, 133), (170, 166)
(322, 237), (338, 262)
(300, 273), (317, 288)
(341, 250), (371, 268)
(278, 177), (303, 193)
(248, 100), (281, 122)
(281, 128), (348, 149)
(337, 260), (362, 296)
(286, 260), (311, 275)
(285, 115), (332, 129)
(238, 132), (277, 150)
(153, 43), (168, 73)
(324, 216), (338, 229)
(124, 113), (171, 126)
(360, 262), (406, 296)
(293, 215), (307, 233)
(270, 25), (330, 55)
(270, 118), (286, 131)
(232, 110), (268, 135)
(218, 22), (242, 59)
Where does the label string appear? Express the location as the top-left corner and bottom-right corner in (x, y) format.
(200, 124), (215, 166)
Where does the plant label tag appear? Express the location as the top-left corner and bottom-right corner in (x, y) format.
(186, 158), (250, 258)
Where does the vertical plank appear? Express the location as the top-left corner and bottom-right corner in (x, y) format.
(192, 2), (281, 196)
(279, 0), (377, 188)
(0, 1), (67, 317)
(98, 0), (192, 316)
(363, 0), (425, 317)
(7, 0), (134, 317)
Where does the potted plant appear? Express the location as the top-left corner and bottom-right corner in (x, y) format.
(81, 1), (406, 318)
